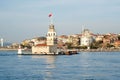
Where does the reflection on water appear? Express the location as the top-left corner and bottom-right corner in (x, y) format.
(0, 51), (120, 80)
(80, 52), (90, 68)
(45, 56), (56, 69)
(17, 55), (22, 58)
(32, 55), (56, 68)
(79, 52), (95, 78)
(31, 55), (56, 80)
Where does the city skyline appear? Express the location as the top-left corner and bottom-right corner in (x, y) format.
(0, 0), (120, 42)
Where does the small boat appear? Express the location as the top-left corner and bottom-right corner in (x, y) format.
(18, 45), (22, 54)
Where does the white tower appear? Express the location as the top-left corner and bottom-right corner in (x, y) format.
(47, 24), (57, 45)
(1, 38), (3, 47)
(32, 13), (57, 54)
(47, 13), (57, 46)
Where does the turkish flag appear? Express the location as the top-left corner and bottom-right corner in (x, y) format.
(49, 13), (52, 17)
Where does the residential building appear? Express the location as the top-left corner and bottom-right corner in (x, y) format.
(114, 40), (120, 48)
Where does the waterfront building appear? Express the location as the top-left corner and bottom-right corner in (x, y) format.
(57, 35), (68, 48)
(31, 37), (46, 45)
(68, 35), (80, 47)
(32, 24), (57, 54)
(58, 35), (68, 43)
(95, 35), (104, 42)
(67, 35), (73, 43)
(32, 13), (58, 54)
(114, 40), (120, 48)
(103, 33), (118, 44)
(102, 33), (118, 48)
(80, 29), (93, 47)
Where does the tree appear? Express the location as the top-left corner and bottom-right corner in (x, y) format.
(118, 35), (120, 40)
(90, 41), (103, 49)
(79, 46), (87, 49)
(106, 43), (114, 48)
(65, 42), (72, 49)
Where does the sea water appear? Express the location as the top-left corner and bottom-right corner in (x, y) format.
(0, 51), (120, 80)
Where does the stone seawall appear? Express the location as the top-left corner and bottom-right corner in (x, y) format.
(0, 48), (120, 52)
(0, 48), (17, 51)
(78, 49), (120, 52)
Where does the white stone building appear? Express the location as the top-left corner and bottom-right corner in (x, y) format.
(32, 24), (57, 54)
(80, 29), (93, 46)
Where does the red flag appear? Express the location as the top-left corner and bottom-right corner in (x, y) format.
(49, 13), (52, 17)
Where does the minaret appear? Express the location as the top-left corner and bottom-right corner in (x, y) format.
(47, 13), (57, 45)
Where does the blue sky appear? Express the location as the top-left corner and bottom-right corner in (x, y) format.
(0, 0), (120, 42)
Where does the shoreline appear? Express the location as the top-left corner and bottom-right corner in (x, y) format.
(78, 49), (120, 52)
(0, 48), (17, 51)
(0, 48), (120, 52)
(0, 48), (31, 51)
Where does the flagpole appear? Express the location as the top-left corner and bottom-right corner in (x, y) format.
(50, 16), (53, 24)
(49, 13), (53, 25)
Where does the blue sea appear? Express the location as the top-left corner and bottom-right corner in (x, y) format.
(0, 51), (120, 80)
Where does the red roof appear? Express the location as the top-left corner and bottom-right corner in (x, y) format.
(115, 40), (120, 44)
(36, 44), (47, 46)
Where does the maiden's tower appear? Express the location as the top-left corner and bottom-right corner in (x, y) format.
(32, 13), (58, 54)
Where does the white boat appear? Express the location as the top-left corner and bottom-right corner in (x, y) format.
(18, 45), (22, 54)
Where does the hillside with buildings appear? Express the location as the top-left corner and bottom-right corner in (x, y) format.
(8, 29), (119, 51)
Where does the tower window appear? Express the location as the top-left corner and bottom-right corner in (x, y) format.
(54, 33), (56, 36)
(48, 33), (50, 36)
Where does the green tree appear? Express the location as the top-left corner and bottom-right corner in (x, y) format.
(90, 41), (103, 49)
(65, 43), (72, 49)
